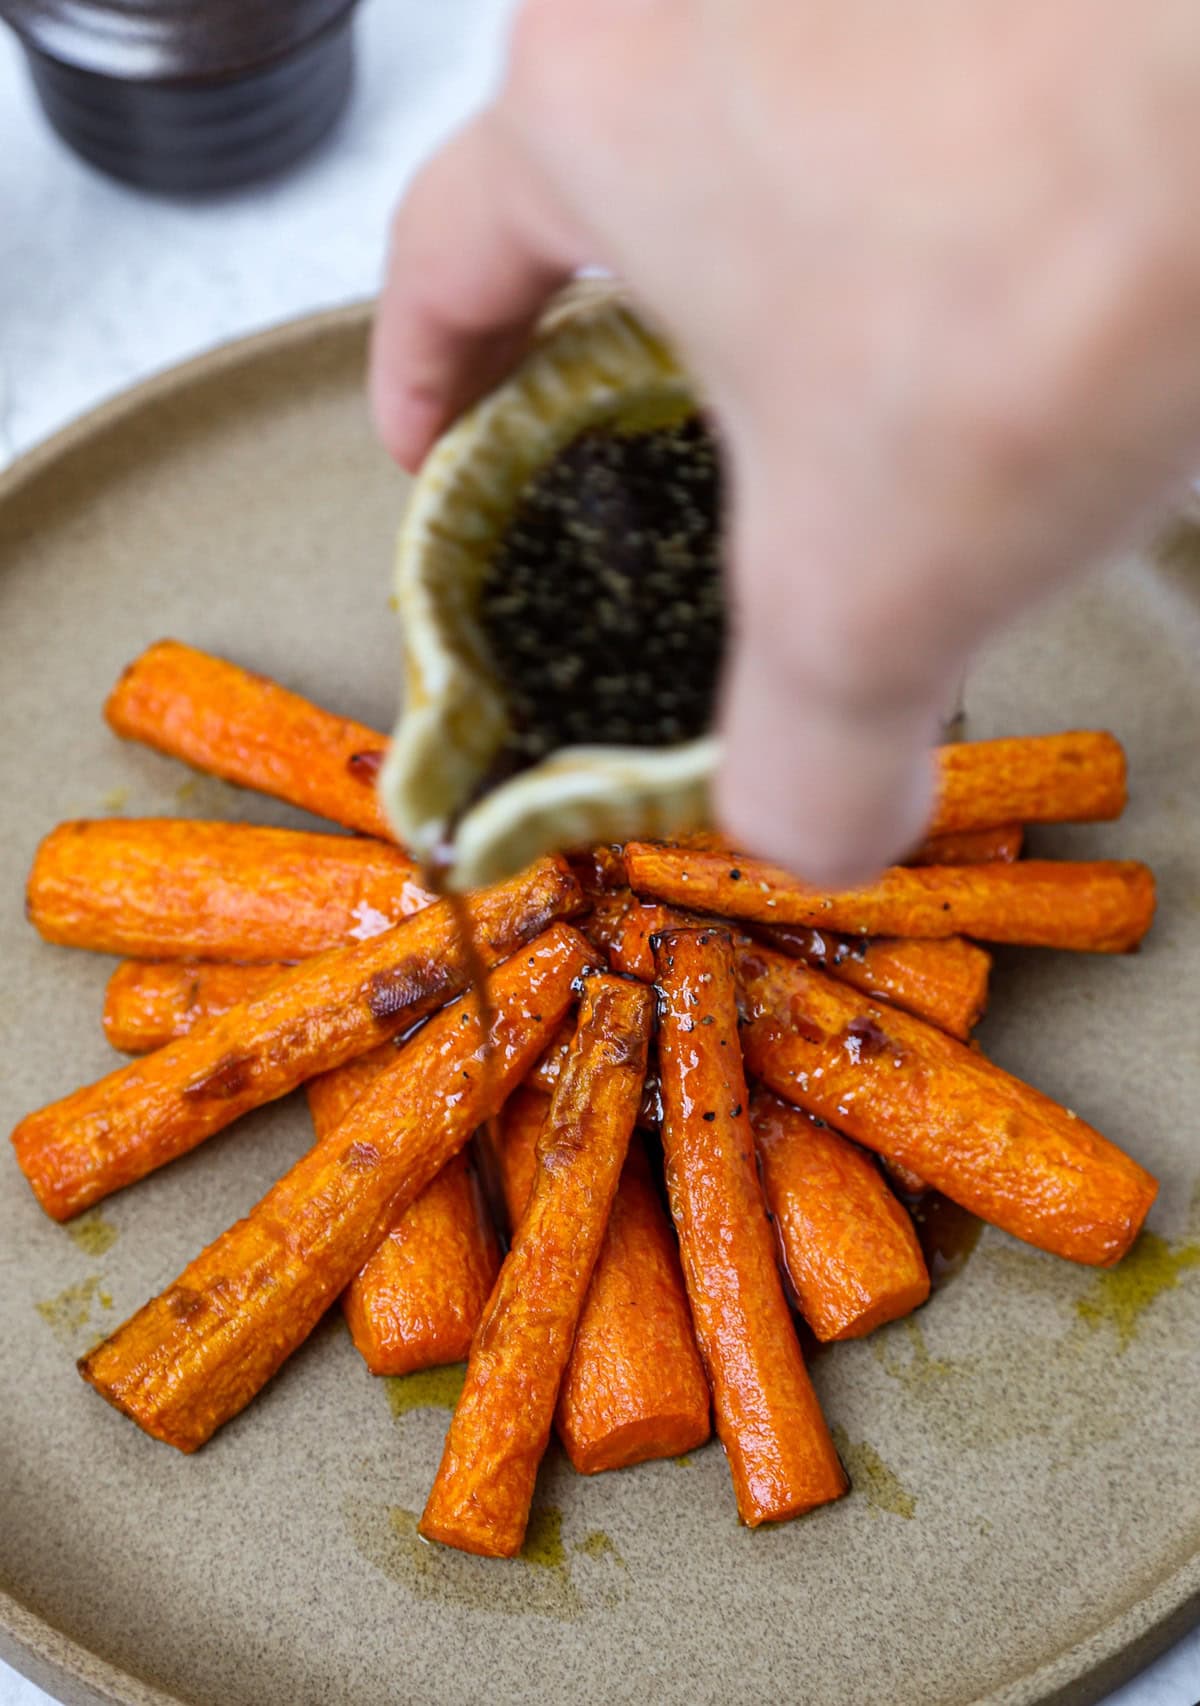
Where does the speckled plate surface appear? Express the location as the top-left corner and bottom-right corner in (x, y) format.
(2, 305), (1200, 1706)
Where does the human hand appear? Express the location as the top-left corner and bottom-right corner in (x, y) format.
(370, 0), (1200, 883)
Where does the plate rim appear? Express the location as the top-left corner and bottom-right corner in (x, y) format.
(0, 302), (1197, 1706)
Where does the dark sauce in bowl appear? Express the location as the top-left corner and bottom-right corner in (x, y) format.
(479, 417), (725, 769)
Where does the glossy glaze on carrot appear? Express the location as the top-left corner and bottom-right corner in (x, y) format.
(737, 943), (1157, 1265)
(77, 924), (592, 1451)
(612, 900), (989, 1040)
(625, 846), (1156, 953)
(653, 927), (847, 1526)
(13, 858), (582, 1220)
(422, 976), (653, 1556)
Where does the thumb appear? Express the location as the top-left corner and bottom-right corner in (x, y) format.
(714, 487), (962, 884)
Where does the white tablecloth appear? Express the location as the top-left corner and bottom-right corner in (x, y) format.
(0, 3), (1196, 1701)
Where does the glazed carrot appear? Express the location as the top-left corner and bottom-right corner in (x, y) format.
(752, 924), (990, 1039)
(104, 640), (395, 839)
(929, 731), (1126, 834)
(524, 1019), (576, 1095)
(910, 824), (1024, 865)
(78, 924), (591, 1451)
(612, 901), (989, 1040)
(736, 942), (1157, 1265)
(307, 1051), (501, 1377)
(653, 927), (846, 1526)
(490, 1087), (711, 1474)
(581, 887), (636, 957)
(750, 1091), (929, 1340)
(624, 845), (1156, 953)
(12, 858), (581, 1220)
(28, 820), (433, 961)
(422, 976), (653, 1556)
(102, 961), (284, 1052)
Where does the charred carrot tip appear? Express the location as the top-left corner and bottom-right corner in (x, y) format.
(77, 923), (593, 1451)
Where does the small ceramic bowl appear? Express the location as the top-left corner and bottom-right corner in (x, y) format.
(381, 282), (721, 890)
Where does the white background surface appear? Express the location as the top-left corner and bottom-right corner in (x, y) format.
(0, 4), (1197, 1703)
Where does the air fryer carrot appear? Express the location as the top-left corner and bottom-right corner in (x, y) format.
(421, 976), (653, 1556)
(653, 927), (847, 1526)
(929, 731), (1126, 834)
(490, 1087), (711, 1475)
(28, 819), (433, 961)
(524, 1020), (577, 1095)
(102, 961), (284, 1052)
(78, 923), (591, 1452)
(750, 1091), (929, 1340)
(910, 824), (1024, 865)
(305, 1049), (500, 1375)
(624, 845), (1156, 953)
(12, 858), (582, 1220)
(105, 640), (396, 840)
(736, 943), (1157, 1265)
(752, 924), (991, 1039)
(612, 900), (989, 1040)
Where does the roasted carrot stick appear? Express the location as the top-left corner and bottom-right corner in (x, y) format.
(107, 971), (497, 1374)
(28, 819), (433, 961)
(910, 824), (1024, 865)
(421, 976), (654, 1556)
(13, 858), (581, 1220)
(653, 927), (846, 1526)
(750, 1091), (929, 1340)
(306, 1051), (502, 1377)
(102, 961), (285, 1052)
(524, 1019), (576, 1095)
(929, 731), (1125, 834)
(490, 1086), (711, 1474)
(612, 901), (989, 1040)
(78, 924), (590, 1451)
(105, 640), (396, 840)
(750, 924), (990, 1038)
(624, 845), (1156, 953)
(736, 942), (1157, 1265)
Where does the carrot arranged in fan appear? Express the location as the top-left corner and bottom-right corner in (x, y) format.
(105, 640), (396, 840)
(12, 858), (581, 1220)
(653, 927), (847, 1526)
(28, 820), (433, 961)
(106, 974), (498, 1374)
(78, 923), (590, 1452)
(736, 943), (1157, 1265)
(611, 901), (989, 1040)
(490, 1086), (710, 1475)
(910, 824), (1024, 865)
(300, 1050), (500, 1376)
(929, 730), (1125, 834)
(750, 1091), (929, 1340)
(102, 960), (283, 1052)
(421, 976), (653, 1556)
(624, 845), (1155, 953)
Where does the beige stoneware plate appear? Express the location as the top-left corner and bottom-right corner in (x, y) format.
(2, 305), (1199, 1706)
